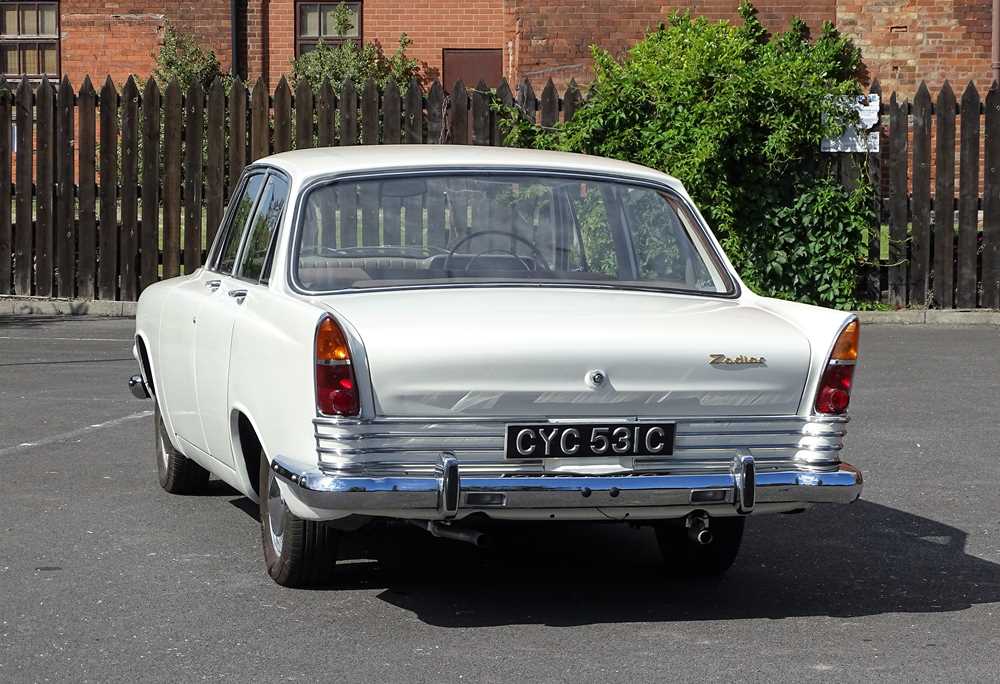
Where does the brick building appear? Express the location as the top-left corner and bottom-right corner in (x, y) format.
(0, 1), (995, 98)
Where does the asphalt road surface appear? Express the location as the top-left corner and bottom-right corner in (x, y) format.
(1, 316), (999, 682)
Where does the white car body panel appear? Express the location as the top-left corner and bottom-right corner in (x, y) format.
(133, 146), (861, 523)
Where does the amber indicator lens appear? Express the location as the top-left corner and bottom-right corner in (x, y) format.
(316, 317), (350, 362)
(831, 320), (859, 361)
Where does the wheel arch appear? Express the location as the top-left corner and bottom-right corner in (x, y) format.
(230, 406), (267, 502)
(133, 332), (156, 398)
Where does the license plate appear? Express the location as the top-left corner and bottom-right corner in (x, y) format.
(504, 422), (675, 459)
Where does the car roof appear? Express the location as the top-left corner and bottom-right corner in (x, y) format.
(256, 145), (684, 190)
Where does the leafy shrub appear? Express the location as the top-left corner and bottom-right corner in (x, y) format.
(501, 2), (872, 309)
(291, 19), (426, 92)
(153, 25), (229, 91)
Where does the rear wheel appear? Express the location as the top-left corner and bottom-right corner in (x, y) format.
(655, 516), (745, 577)
(259, 452), (340, 588)
(154, 403), (209, 494)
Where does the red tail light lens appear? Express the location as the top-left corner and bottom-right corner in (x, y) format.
(316, 316), (359, 416)
(814, 320), (860, 415)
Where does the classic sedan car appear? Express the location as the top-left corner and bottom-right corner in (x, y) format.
(129, 145), (862, 587)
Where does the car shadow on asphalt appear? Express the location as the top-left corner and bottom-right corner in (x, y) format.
(226, 494), (1000, 624)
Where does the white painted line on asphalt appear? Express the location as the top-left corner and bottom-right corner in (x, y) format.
(0, 336), (132, 342)
(0, 410), (153, 456)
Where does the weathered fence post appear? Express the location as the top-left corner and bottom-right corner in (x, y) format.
(206, 77), (226, 247)
(98, 77), (119, 300)
(250, 78), (269, 161)
(910, 82), (932, 306)
(957, 82), (981, 308)
(451, 81), (468, 144)
(229, 77), (248, 185)
(140, 78), (160, 294)
(984, 82), (1000, 309)
(273, 77), (291, 154)
(56, 77), (75, 298)
(77, 77), (97, 298)
(493, 78), (514, 146)
(35, 78), (54, 298)
(120, 76), (140, 302)
(887, 93), (908, 307)
(472, 80), (490, 146)
(14, 77), (32, 295)
(340, 78), (357, 146)
(184, 80), (204, 272)
(317, 81), (335, 147)
(162, 80), (182, 279)
(426, 80), (444, 144)
(934, 81), (957, 308)
(295, 78), (313, 150)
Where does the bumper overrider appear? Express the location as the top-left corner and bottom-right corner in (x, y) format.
(270, 452), (863, 520)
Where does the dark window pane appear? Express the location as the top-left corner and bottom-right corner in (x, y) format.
(218, 174), (265, 274)
(41, 43), (55, 74)
(299, 3), (319, 38)
(1, 7), (17, 36)
(1, 45), (17, 74)
(40, 4), (56, 36)
(21, 43), (37, 74)
(322, 2), (359, 38)
(19, 5), (37, 36)
(238, 176), (288, 281)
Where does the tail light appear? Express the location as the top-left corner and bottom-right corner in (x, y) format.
(315, 315), (359, 416)
(814, 319), (859, 415)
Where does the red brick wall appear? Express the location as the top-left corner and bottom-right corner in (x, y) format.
(837, 0), (994, 99)
(505, 1), (838, 90)
(247, 0), (504, 88)
(60, 1), (233, 87)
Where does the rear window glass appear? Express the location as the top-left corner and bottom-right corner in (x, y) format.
(293, 173), (732, 295)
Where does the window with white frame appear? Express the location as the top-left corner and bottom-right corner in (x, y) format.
(0, 1), (58, 81)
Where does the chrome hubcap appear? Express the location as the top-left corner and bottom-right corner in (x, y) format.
(267, 468), (286, 555)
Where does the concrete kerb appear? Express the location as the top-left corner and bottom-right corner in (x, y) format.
(2, 295), (999, 325)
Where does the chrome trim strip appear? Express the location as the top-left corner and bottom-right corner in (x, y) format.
(321, 425), (847, 441)
(313, 414), (850, 426)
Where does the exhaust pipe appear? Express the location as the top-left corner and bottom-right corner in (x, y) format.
(411, 520), (492, 549)
(685, 511), (713, 545)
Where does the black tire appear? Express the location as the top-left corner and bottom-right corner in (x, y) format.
(259, 451), (340, 588)
(655, 516), (745, 577)
(155, 403), (209, 494)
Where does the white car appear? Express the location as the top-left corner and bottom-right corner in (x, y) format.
(130, 146), (862, 587)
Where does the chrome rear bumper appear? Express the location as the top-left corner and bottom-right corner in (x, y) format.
(271, 453), (862, 519)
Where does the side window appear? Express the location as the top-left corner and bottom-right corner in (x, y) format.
(621, 187), (696, 286)
(236, 175), (289, 282)
(217, 173), (265, 274)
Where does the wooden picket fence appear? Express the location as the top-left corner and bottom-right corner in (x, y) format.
(0, 74), (581, 302)
(879, 79), (1000, 309)
(0, 72), (997, 308)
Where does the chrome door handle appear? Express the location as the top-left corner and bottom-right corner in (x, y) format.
(228, 288), (248, 300)
(205, 279), (222, 290)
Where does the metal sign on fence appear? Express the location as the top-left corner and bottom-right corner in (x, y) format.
(821, 94), (880, 153)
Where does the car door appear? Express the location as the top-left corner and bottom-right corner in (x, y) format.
(196, 172), (289, 465)
(181, 171), (267, 459)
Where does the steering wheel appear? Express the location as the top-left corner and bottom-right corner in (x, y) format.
(443, 230), (551, 275)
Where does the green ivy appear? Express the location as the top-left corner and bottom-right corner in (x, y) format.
(500, 2), (873, 309)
